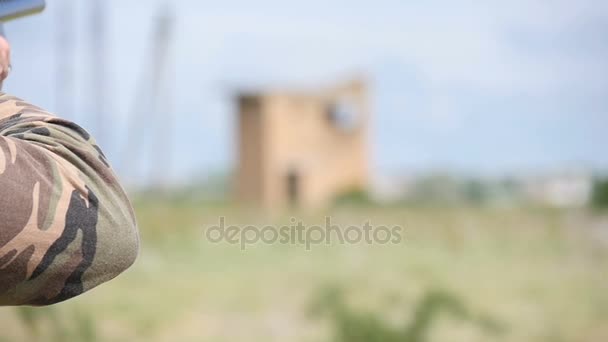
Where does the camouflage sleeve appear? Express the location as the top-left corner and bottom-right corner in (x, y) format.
(0, 93), (139, 306)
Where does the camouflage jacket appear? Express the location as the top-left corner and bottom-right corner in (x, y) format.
(0, 93), (139, 306)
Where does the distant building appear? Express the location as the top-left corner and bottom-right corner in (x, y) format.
(523, 170), (593, 208)
(235, 78), (370, 210)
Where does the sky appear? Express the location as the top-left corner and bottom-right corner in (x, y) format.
(3, 0), (608, 185)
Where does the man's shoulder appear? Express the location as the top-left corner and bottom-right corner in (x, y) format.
(0, 93), (53, 122)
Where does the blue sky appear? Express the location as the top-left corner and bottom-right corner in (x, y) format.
(4, 0), (608, 184)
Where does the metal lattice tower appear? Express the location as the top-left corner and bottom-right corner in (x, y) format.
(122, 5), (175, 188)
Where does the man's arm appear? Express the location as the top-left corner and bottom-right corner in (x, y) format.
(0, 95), (139, 306)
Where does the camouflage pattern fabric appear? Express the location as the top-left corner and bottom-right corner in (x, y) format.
(0, 93), (139, 306)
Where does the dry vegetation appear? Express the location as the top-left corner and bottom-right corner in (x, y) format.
(1, 199), (607, 342)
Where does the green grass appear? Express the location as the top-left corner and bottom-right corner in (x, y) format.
(1, 200), (608, 341)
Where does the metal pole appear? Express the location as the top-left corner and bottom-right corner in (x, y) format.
(55, 0), (74, 119)
(90, 0), (106, 146)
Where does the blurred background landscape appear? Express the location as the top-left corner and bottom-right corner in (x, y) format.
(1, 0), (608, 341)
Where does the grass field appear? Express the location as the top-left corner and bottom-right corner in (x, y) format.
(1, 199), (607, 341)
